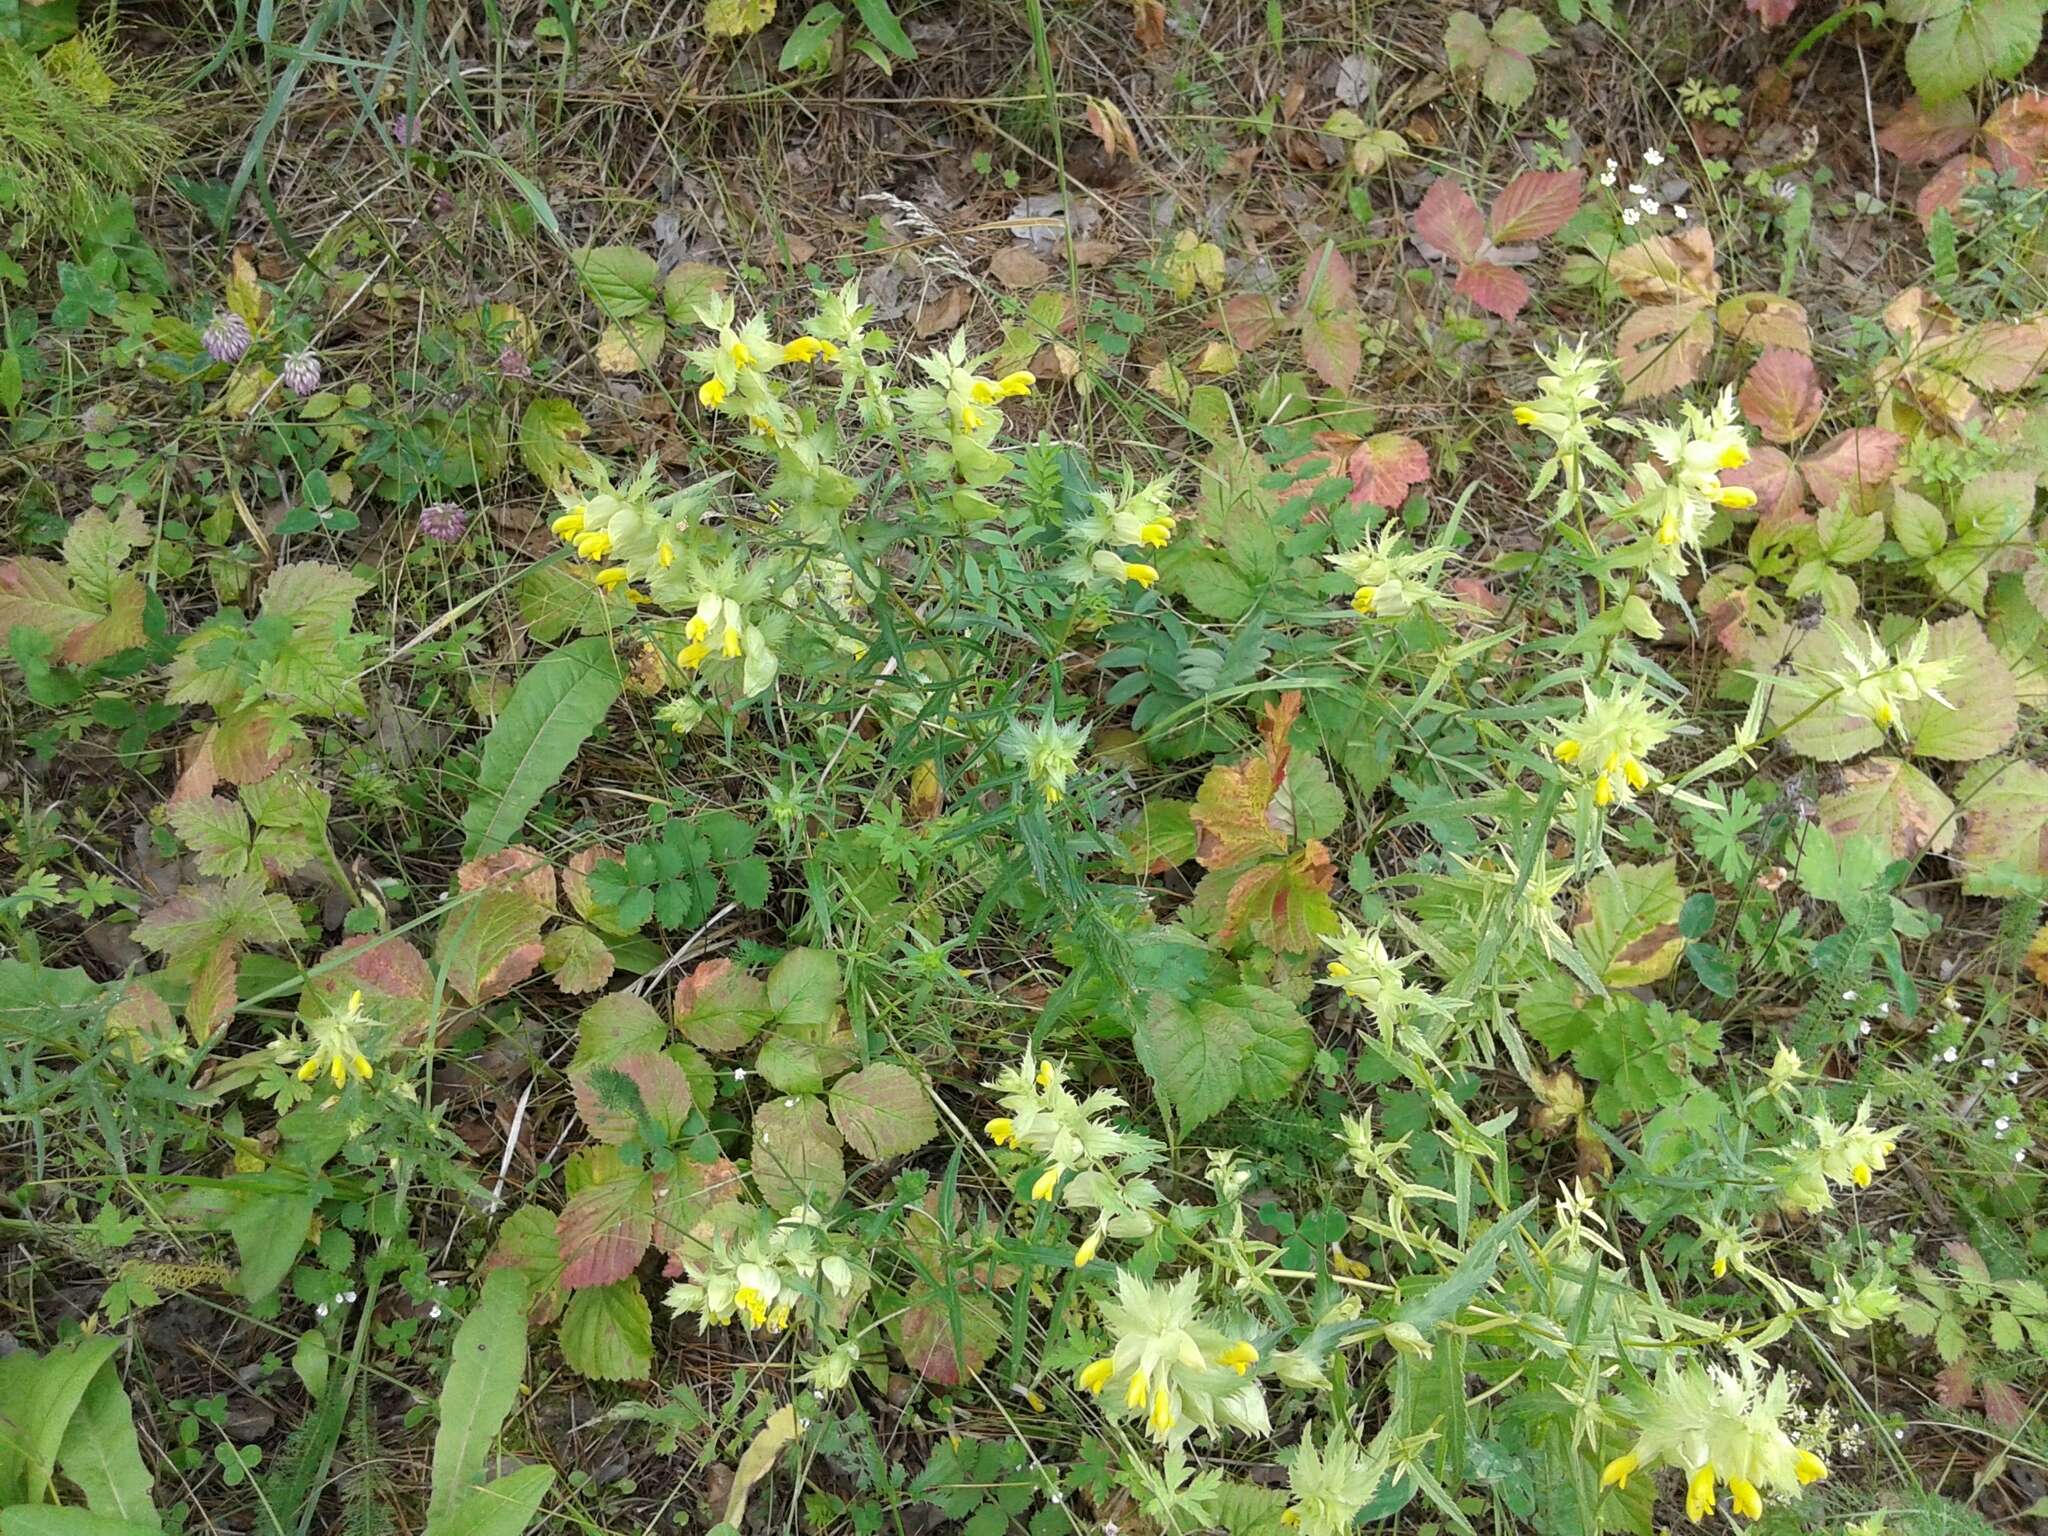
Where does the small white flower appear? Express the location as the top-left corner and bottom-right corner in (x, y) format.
(1842, 991), (1857, 1002)
(1982, 1057), (1996, 1069)
(734, 1067), (747, 1080)
(1674, 204), (1690, 221)
(1639, 198), (1660, 215)
(1877, 1002), (1890, 1016)
(2017, 1149), (2028, 1163)
(316, 1303), (329, 1318)
(1644, 147), (1665, 166)
(1943, 1047), (1958, 1063)
(1622, 208), (1640, 226)
(344, 1289), (358, 1303)
(1944, 996), (1961, 1011)
(1599, 171), (1617, 187)
(1605, 157), (1618, 170)
(1628, 182), (1647, 195)
(1997, 1117), (2012, 1131)
(1859, 1021), (1872, 1036)
(428, 1304), (442, 1319)
(2011, 1071), (2024, 1085)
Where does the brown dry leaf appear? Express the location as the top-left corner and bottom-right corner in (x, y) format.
(1718, 292), (1811, 352)
(989, 247), (1053, 290)
(1084, 97), (1139, 162)
(724, 1405), (800, 1528)
(1609, 228), (1721, 306)
(1072, 238), (1120, 266)
(1131, 0), (1165, 50)
(1616, 302), (1715, 402)
(912, 286), (971, 337)
(907, 762), (942, 821)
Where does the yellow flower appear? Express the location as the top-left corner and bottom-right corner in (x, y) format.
(959, 404), (985, 431)
(594, 566), (630, 590)
(1728, 1475), (1763, 1520)
(574, 529), (613, 561)
(781, 335), (829, 363)
(1139, 518), (1174, 548)
(1513, 404), (1538, 425)
(1124, 1369), (1150, 1409)
(657, 539), (674, 568)
(985, 1116), (1015, 1147)
(748, 414), (777, 439)
(1718, 443), (1749, 470)
(1280, 1512), (1301, 1529)
(1217, 1341), (1258, 1375)
(1716, 485), (1757, 510)
(1078, 1358), (1115, 1394)
(722, 627), (744, 658)
(1122, 562), (1158, 588)
(1149, 1392), (1176, 1433)
(1593, 775), (1615, 807)
(1686, 1464), (1716, 1521)
(1326, 960), (1352, 979)
(1601, 1452), (1639, 1490)
(969, 379), (999, 405)
(1553, 737), (1582, 764)
(1074, 1228), (1103, 1268)
(1351, 585), (1377, 614)
(996, 370), (1035, 398)
(686, 614), (710, 642)
(698, 376), (728, 408)
(1030, 1165), (1063, 1201)
(551, 508), (586, 538)
(1794, 1451), (1827, 1486)
(1658, 509), (1681, 544)
(729, 340), (754, 368)
(736, 1285), (769, 1326)
(1036, 1059), (1054, 1088)
(677, 639), (711, 670)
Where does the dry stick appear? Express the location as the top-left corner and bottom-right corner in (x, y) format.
(488, 1080), (533, 1212)
(1856, 40), (1882, 205)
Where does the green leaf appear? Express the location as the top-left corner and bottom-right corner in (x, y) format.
(0, 349), (21, 414)
(53, 1367), (155, 1530)
(828, 1063), (938, 1159)
(780, 3), (844, 66)
(1571, 860), (1685, 987)
(1577, 1000), (1719, 1120)
(1892, 488), (1948, 560)
(434, 885), (546, 1007)
(1134, 985), (1311, 1130)
(766, 947), (840, 1030)
(421, 1464), (556, 1536)
(851, 0), (915, 57)
(226, 1185), (317, 1302)
(750, 1094), (846, 1212)
(705, 0), (776, 35)
(429, 1268), (531, 1517)
(483, 1206), (569, 1327)
(1956, 758), (2048, 896)
(542, 925), (615, 993)
(0, 1336), (120, 1507)
(1392, 1199), (1534, 1330)
(461, 637), (623, 856)
(1901, 617), (2016, 763)
(569, 247), (658, 319)
(0, 1516), (163, 1536)
(1907, 0), (2040, 102)
(517, 398), (592, 487)
(672, 960), (772, 1053)
(558, 1280), (653, 1382)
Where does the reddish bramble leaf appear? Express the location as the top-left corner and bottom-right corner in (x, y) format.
(1738, 348), (1825, 443)
(1487, 169), (1583, 244)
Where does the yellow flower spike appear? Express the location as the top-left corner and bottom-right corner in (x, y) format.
(722, 627), (744, 659)
(1077, 1359), (1115, 1395)
(1622, 756), (1648, 790)
(1124, 1370), (1150, 1410)
(748, 415), (777, 439)
(729, 340), (754, 368)
(677, 640), (710, 670)
(594, 567), (630, 590)
(1123, 562), (1158, 588)
(297, 1057), (321, 1082)
(985, 1116), (1015, 1147)
(1553, 738), (1582, 763)
(996, 370), (1035, 397)
(1513, 404), (1538, 426)
(352, 1053), (373, 1081)
(1037, 1059), (1054, 1088)
(1218, 1341), (1258, 1375)
(969, 379), (999, 405)
(1718, 443), (1750, 470)
(1872, 700), (1894, 728)
(1074, 1228), (1102, 1268)
(348, 990), (363, 1011)
(1657, 510), (1680, 545)
(1593, 776), (1616, 808)
(1030, 1165), (1062, 1201)
(1793, 1451), (1827, 1486)
(1043, 783), (1062, 806)
(657, 540), (674, 568)
(550, 510), (585, 539)
(1686, 1464), (1716, 1521)
(1600, 1452), (1638, 1490)
(1717, 485), (1757, 510)
(1727, 1476), (1763, 1521)
(1713, 1256), (1728, 1278)
(698, 377), (728, 408)
(959, 404), (985, 431)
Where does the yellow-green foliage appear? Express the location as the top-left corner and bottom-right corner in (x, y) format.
(0, 26), (179, 241)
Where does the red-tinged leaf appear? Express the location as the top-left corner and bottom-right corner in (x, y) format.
(457, 845), (558, 913)
(895, 1279), (1002, 1385)
(1877, 95), (1979, 164)
(1799, 428), (1904, 513)
(1739, 348), (1825, 443)
(1190, 693), (1300, 869)
(1933, 1360), (1976, 1411)
(1917, 154), (1995, 231)
(1453, 260), (1530, 319)
(1295, 239), (1355, 311)
(1608, 229), (1720, 304)
(1411, 178), (1486, 265)
(573, 1052), (699, 1146)
(1487, 169), (1583, 244)
(1215, 292), (1283, 350)
(210, 705), (296, 785)
(1984, 93), (2048, 184)
(555, 1172), (654, 1288)
(1615, 302), (1714, 401)
(1345, 433), (1431, 508)
(654, 1156), (744, 1274)
(1724, 445), (1805, 520)
(64, 577), (147, 666)
(1203, 841), (1337, 952)
(673, 957), (773, 1052)
(302, 934), (435, 1038)
(1953, 318), (2048, 391)
(1294, 241), (1362, 391)
(1746, 0), (1801, 24)
(187, 946), (240, 1041)
(1982, 1378), (2029, 1432)
(1717, 292), (1811, 353)
(0, 556), (98, 647)
(562, 846), (624, 923)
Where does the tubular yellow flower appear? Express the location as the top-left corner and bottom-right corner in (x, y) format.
(698, 377), (728, 408)
(1593, 776), (1615, 807)
(781, 335), (828, 363)
(1218, 1341), (1258, 1375)
(1078, 1358), (1115, 1394)
(296, 1057), (321, 1082)
(1074, 1228), (1102, 1268)
(550, 509), (586, 538)
(594, 566), (630, 590)
(1716, 485), (1757, 510)
(1718, 443), (1749, 470)
(985, 1116), (1016, 1146)
(1150, 1392), (1176, 1433)
(1037, 1059), (1054, 1088)
(1794, 1451), (1827, 1485)
(1123, 562), (1158, 588)
(1326, 960), (1352, 979)
(657, 540), (675, 568)
(722, 627), (743, 658)
(1138, 518), (1174, 548)
(1513, 404), (1538, 425)
(1125, 1369), (1150, 1409)
(959, 404), (985, 431)
(996, 370), (1035, 398)
(1601, 1452), (1638, 1489)
(1728, 1476), (1763, 1520)
(677, 639), (710, 670)
(686, 614), (710, 642)
(1553, 737), (1582, 763)
(729, 340), (754, 368)
(1350, 585), (1377, 614)
(1030, 1165), (1063, 1201)
(1686, 1464), (1716, 1521)
(352, 1053), (373, 1081)
(969, 379), (999, 405)
(574, 530), (613, 561)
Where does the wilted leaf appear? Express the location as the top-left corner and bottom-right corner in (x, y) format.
(989, 247), (1053, 290)
(1957, 758), (2048, 895)
(1412, 178), (1487, 265)
(1739, 348), (1825, 442)
(1454, 261), (1531, 320)
(1821, 757), (1958, 862)
(1717, 292), (1811, 352)
(1616, 302), (1714, 401)
(1609, 229), (1721, 305)
(1572, 860), (1686, 987)
(1342, 433), (1431, 508)
(673, 958), (773, 1051)
(1191, 694), (1298, 869)
(555, 1171), (654, 1288)
(751, 1094), (846, 1212)
(592, 311), (665, 374)
(1985, 91), (2048, 181)
(1879, 94), (1979, 163)
(518, 397), (593, 488)
(1294, 241), (1361, 391)
(1799, 428), (1904, 513)
(1900, 616), (2017, 762)
(704, 0), (775, 37)
(544, 927), (611, 997)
